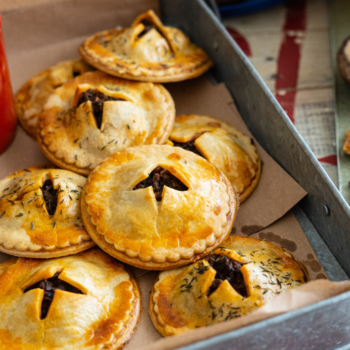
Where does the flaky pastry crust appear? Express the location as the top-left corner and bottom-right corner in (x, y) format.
(149, 235), (308, 336)
(0, 166), (94, 258)
(81, 145), (237, 270)
(79, 10), (213, 82)
(0, 249), (141, 350)
(37, 71), (175, 176)
(170, 115), (261, 202)
(16, 59), (94, 138)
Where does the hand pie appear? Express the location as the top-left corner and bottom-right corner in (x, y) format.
(79, 10), (213, 82)
(149, 235), (308, 336)
(16, 59), (94, 138)
(0, 248), (141, 350)
(0, 166), (94, 258)
(169, 115), (261, 202)
(37, 71), (175, 176)
(81, 145), (237, 270)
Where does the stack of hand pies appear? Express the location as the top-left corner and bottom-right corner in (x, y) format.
(0, 10), (308, 350)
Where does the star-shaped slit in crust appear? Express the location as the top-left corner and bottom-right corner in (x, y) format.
(24, 272), (83, 319)
(206, 254), (247, 297)
(135, 16), (175, 56)
(137, 19), (162, 39)
(77, 88), (125, 129)
(40, 179), (58, 217)
(133, 166), (188, 202)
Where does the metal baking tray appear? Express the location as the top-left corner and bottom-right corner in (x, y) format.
(159, 0), (350, 348)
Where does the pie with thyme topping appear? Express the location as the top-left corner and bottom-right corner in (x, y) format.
(0, 166), (94, 258)
(81, 145), (238, 270)
(170, 115), (261, 202)
(16, 59), (94, 138)
(79, 10), (213, 82)
(0, 248), (141, 349)
(37, 71), (175, 176)
(149, 235), (308, 336)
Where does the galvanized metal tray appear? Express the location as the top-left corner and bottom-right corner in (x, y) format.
(159, 0), (350, 348)
(329, 0), (350, 206)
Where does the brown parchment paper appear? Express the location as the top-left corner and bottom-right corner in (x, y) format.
(166, 78), (307, 234)
(0, 0), (345, 348)
(251, 211), (327, 281)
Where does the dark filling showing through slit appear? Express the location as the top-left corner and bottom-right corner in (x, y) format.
(172, 140), (203, 157)
(133, 166), (188, 202)
(138, 19), (163, 39)
(77, 89), (123, 129)
(41, 179), (58, 217)
(206, 254), (248, 297)
(24, 272), (83, 319)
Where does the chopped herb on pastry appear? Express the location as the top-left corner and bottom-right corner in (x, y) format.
(16, 59), (94, 138)
(79, 10), (213, 82)
(0, 166), (94, 258)
(149, 235), (308, 336)
(37, 71), (175, 176)
(0, 248), (141, 349)
(81, 145), (238, 270)
(170, 115), (261, 202)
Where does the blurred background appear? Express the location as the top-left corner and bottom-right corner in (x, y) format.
(216, 0), (337, 185)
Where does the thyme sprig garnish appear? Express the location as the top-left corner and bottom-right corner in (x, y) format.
(180, 276), (198, 293)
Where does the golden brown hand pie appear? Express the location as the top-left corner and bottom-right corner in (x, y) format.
(37, 71), (175, 176)
(0, 248), (141, 350)
(0, 166), (95, 258)
(81, 145), (237, 270)
(16, 59), (94, 138)
(79, 10), (213, 82)
(170, 115), (261, 202)
(149, 235), (308, 336)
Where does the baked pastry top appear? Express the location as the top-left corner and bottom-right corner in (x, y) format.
(149, 235), (308, 336)
(81, 145), (237, 270)
(16, 59), (94, 138)
(170, 115), (260, 202)
(0, 248), (141, 350)
(37, 71), (175, 176)
(0, 166), (94, 258)
(79, 10), (213, 82)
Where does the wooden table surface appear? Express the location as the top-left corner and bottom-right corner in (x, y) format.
(223, 0), (338, 185)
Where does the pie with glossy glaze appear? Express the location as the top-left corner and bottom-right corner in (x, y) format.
(0, 248), (141, 349)
(79, 10), (213, 82)
(170, 115), (261, 202)
(0, 166), (94, 258)
(37, 71), (175, 176)
(149, 235), (308, 336)
(16, 59), (94, 138)
(81, 145), (237, 270)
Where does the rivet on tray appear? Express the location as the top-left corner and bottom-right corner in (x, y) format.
(213, 41), (219, 51)
(323, 205), (330, 216)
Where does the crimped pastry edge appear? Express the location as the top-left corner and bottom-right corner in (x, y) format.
(36, 77), (175, 175)
(79, 29), (213, 83)
(81, 169), (237, 270)
(149, 235), (310, 337)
